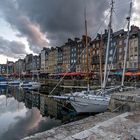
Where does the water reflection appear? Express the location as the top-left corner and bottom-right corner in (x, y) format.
(0, 86), (61, 140)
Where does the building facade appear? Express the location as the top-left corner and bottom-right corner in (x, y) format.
(56, 47), (63, 73)
(62, 40), (71, 72)
(1, 25), (140, 76)
(40, 48), (50, 73)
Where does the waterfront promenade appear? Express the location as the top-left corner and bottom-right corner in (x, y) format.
(23, 111), (140, 140)
(23, 90), (140, 140)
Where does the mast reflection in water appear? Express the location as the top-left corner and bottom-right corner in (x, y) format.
(0, 86), (61, 140)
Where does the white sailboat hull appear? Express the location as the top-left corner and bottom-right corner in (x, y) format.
(0, 81), (8, 86)
(9, 80), (21, 85)
(28, 82), (41, 90)
(49, 91), (110, 113)
(20, 81), (41, 90)
(69, 95), (110, 113)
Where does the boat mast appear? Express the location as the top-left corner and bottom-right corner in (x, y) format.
(6, 59), (8, 78)
(102, 0), (114, 89)
(99, 33), (103, 87)
(84, 6), (90, 92)
(18, 59), (20, 80)
(121, 2), (132, 88)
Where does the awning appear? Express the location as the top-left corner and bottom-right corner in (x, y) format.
(125, 72), (134, 76)
(60, 72), (83, 76)
(113, 71), (122, 75)
(133, 72), (140, 76)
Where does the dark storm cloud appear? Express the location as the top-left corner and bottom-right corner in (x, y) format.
(0, 36), (26, 58)
(16, 0), (110, 45)
(0, 0), (109, 50)
(0, 0), (139, 53)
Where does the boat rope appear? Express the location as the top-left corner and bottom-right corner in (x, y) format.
(90, 11), (110, 39)
(111, 102), (127, 112)
(111, 93), (138, 113)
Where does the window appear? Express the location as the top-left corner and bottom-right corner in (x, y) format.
(111, 42), (113, 47)
(119, 48), (122, 53)
(119, 55), (121, 60)
(134, 39), (137, 46)
(134, 62), (137, 68)
(124, 47), (126, 51)
(124, 39), (127, 44)
(97, 50), (99, 55)
(119, 40), (122, 45)
(134, 55), (138, 60)
(110, 49), (113, 55)
(119, 63), (122, 69)
(109, 57), (112, 62)
(134, 47), (137, 52)
(130, 40), (134, 46)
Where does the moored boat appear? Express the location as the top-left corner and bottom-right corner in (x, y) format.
(0, 76), (8, 86)
(8, 79), (21, 86)
(20, 80), (41, 90)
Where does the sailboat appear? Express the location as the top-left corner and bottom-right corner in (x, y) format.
(20, 71), (41, 90)
(0, 76), (8, 86)
(50, 0), (134, 113)
(49, 0), (117, 113)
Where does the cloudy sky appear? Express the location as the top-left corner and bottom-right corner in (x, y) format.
(0, 0), (139, 64)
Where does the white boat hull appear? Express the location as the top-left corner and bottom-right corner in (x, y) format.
(9, 80), (21, 85)
(49, 91), (110, 113)
(69, 95), (110, 113)
(0, 81), (8, 86)
(28, 83), (40, 90)
(20, 81), (41, 90)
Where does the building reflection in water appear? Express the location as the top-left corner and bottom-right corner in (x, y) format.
(10, 86), (77, 122)
(0, 86), (87, 140)
(0, 86), (61, 140)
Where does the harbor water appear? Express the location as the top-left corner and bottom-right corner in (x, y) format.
(0, 85), (88, 140)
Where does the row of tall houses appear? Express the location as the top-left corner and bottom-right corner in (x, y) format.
(0, 25), (140, 75)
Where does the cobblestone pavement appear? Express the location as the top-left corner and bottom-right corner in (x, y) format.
(22, 112), (119, 140)
(65, 112), (140, 140)
(23, 112), (140, 140)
